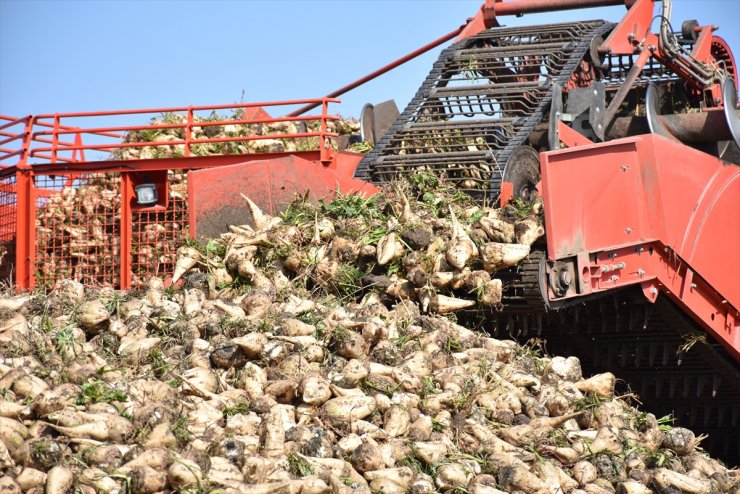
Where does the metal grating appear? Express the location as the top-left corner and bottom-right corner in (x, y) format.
(130, 170), (189, 288)
(28, 170), (192, 290)
(34, 173), (122, 288)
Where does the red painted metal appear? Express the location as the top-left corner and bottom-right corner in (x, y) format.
(14, 171), (32, 289)
(319, 99), (333, 164)
(499, 182), (513, 207)
(493, 0), (633, 15)
(691, 26), (715, 62)
(458, 0), (634, 40)
(0, 99), (342, 171)
(33, 99), (327, 119)
(0, 116), (32, 165)
(596, 0), (732, 105)
(711, 36), (737, 81)
(599, 0), (654, 54)
(0, 98), (373, 290)
(540, 134), (739, 359)
(557, 121), (594, 148)
(188, 153), (378, 238)
(12, 116), (35, 289)
(120, 174), (133, 289)
(457, 0), (498, 41)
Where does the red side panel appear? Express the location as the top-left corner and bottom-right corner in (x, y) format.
(540, 134), (739, 357)
(542, 134), (739, 308)
(188, 153), (378, 238)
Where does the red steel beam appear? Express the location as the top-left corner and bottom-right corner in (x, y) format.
(28, 131), (338, 158)
(14, 118), (34, 290)
(0, 150), (326, 177)
(460, 0), (635, 39)
(120, 174), (133, 290)
(30, 115), (340, 138)
(0, 116), (30, 132)
(493, 0), (633, 16)
(288, 27), (466, 117)
(0, 135), (25, 148)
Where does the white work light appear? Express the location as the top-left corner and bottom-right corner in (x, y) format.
(135, 183), (158, 206)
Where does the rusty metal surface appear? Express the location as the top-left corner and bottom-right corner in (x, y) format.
(188, 153), (378, 238)
(646, 83), (738, 144)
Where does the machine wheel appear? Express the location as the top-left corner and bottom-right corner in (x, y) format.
(503, 145), (540, 200)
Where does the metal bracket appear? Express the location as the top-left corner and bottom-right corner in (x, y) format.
(589, 81), (606, 135)
(545, 252), (593, 302)
(550, 82), (603, 149)
(576, 251), (592, 295)
(548, 260), (577, 298)
(548, 83), (564, 150)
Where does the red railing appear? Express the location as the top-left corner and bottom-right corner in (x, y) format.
(1, 98), (340, 170)
(0, 115), (32, 165)
(0, 98), (345, 290)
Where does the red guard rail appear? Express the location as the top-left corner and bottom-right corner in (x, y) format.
(0, 98), (345, 290)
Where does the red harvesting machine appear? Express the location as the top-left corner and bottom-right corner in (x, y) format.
(0, 0), (738, 463)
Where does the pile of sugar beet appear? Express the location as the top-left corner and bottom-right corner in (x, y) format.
(1, 177), (737, 494)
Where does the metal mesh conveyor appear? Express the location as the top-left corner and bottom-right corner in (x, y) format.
(355, 21), (614, 201)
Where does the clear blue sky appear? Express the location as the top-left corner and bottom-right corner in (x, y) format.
(1, 0), (738, 120)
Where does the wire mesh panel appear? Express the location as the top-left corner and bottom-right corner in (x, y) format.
(34, 173), (122, 289)
(29, 170), (190, 290)
(0, 175), (17, 285)
(131, 170), (189, 288)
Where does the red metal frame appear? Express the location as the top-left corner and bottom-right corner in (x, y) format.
(0, 98), (341, 169)
(2, 0), (733, 299)
(120, 173), (134, 289)
(540, 134), (739, 360)
(0, 98), (368, 290)
(598, 0), (654, 54)
(557, 121), (595, 148)
(291, 0), (646, 117)
(457, 0), (733, 108)
(599, 0), (731, 103)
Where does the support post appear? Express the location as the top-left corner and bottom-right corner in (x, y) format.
(15, 117), (36, 290)
(120, 173), (133, 289)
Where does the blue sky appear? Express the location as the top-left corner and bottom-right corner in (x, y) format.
(1, 0), (738, 120)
